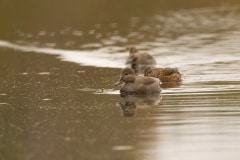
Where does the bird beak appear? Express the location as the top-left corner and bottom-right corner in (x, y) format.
(114, 77), (123, 86)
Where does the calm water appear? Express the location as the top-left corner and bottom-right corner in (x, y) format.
(1, 0), (240, 160)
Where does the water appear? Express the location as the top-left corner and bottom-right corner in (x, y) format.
(1, 1), (240, 160)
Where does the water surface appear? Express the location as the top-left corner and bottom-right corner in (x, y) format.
(1, 1), (240, 160)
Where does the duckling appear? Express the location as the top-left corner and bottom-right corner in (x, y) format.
(115, 68), (161, 94)
(126, 47), (156, 73)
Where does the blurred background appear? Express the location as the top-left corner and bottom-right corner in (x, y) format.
(1, 0), (240, 50)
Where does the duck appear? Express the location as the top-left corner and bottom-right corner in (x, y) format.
(125, 47), (156, 73)
(114, 68), (161, 94)
(144, 67), (182, 83)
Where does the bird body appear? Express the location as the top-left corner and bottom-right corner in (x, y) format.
(115, 68), (161, 94)
(126, 47), (156, 73)
(144, 67), (182, 83)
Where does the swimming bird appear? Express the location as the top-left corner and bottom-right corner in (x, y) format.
(115, 68), (161, 94)
(125, 47), (156, 73)
(144, 67), (182, 83)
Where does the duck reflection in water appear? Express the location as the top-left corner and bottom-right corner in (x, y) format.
(116, 101), (136, 117)
(116, 94), (162, 117)
(114, 68), (162, 116)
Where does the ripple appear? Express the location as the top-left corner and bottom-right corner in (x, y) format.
(1, 6), (240, 96)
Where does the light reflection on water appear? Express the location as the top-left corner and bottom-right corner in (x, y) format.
(1, 3), (240, 160)
(145, 92), (240, 160)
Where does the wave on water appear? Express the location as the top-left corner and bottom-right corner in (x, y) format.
(0, 40), (126, 68)
(1, 6), (240, 94)
(1, 6), (240, 70)
(1, 31), (240, 70)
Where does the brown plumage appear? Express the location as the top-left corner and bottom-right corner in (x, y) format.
(126, 47), (156, 73)
(144, 67), (182, 83)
